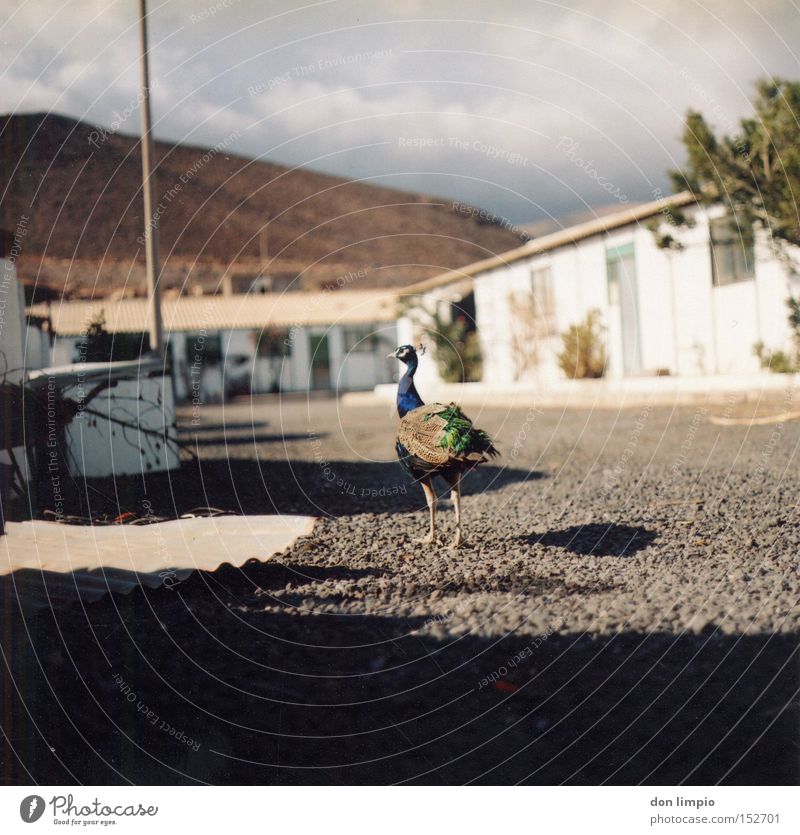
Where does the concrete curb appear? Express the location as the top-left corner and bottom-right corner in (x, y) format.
(342, 374), (800, 409)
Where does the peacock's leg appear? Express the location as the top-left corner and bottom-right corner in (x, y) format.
(451, 472), (465, 549)
(416, 479), (436, 545)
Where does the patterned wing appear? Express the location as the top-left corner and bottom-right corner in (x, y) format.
(396, 403), (453, 465)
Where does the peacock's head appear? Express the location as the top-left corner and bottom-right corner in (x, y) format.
(389, 344), (425, 364)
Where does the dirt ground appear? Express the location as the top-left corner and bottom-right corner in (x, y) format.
(2, 393), (799, 784)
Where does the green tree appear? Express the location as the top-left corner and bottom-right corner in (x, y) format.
(672, 78), (800, 248)
(78, 310), (113, 363)
(424, 310), (482, 383)
(75, 310), (150, 362)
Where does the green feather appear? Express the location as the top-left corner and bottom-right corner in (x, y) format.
(429, 403), (495, 454)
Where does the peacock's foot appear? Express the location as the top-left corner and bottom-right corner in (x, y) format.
(415, 534), (436, 545)
(450, 533), (466, 549)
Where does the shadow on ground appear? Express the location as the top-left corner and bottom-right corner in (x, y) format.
(522, 524), (658, 556)
(2, 566), (797, 786)
(188, 433), (319, 447)
(187, 421), (270, 433)
(43, 459), (544, 520)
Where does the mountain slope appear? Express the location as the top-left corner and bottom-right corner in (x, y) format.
(1, 113), (527, 297)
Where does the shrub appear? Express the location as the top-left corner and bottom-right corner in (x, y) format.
(753, 297), (800, 373)
(557, 309), (606, 379)
(754, 342), (796, 373)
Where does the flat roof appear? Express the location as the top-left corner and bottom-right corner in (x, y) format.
(402, 191), (696, 294)
(27, 357), (164, 384)
(28, 289), (398, 336)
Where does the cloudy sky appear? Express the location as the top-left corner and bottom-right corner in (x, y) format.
(2, 0), (799, 224)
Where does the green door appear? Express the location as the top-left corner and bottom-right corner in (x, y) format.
(607, 244), (641, 376)
(309, 334), (330, 389)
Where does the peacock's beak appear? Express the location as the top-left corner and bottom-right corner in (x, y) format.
(387, 352), (397, 359)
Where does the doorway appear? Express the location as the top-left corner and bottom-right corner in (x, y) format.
(309, 334), (330, 389)
(607, 244), (642, 375)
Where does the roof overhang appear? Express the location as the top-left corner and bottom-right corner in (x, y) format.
(28, 290), (399, 337)
(404, 191), (697, 295)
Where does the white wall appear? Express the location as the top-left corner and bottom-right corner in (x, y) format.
(65, 369), (179, 477)
(468, 204), (795, 382)
(166, 322), (397, 402)
(52, 334), (75, 367)
(288, 327), (311, 390)
(27, 360), (179, 479)
(336, 324), (397, 391)
(0, 259), (27, 521)
(52, 322), (396, 401)
(24, 324), (52, 370)
(0, 258), (26, 383)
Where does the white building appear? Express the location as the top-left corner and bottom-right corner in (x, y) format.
(400, 192), (800, 385)
(29, 289), (399, 402)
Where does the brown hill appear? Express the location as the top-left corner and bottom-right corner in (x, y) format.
(0, 113), (527, 299)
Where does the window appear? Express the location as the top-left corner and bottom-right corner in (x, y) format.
(451, 292), (477, 334)
(530, 266), (556, 336)
(343, 327), (375, 352)
(710, 215), (755, 286)
(255, 328), (292, 358)
(231, 274), (271, 294)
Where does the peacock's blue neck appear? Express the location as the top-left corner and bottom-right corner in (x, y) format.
(397, 356), (424, 417)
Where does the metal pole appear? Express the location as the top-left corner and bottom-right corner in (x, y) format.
(259, 220), (269, 272)
(138, 0), (164, 358)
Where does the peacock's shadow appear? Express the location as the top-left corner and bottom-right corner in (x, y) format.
(240, 458), (546, 516)
(522, 523), (657, 556)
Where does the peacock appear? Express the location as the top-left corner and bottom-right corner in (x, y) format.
(390, 344), (498, 548)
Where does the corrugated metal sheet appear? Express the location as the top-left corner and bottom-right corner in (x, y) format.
(403, 191), (697, 295)
(0, 516), (315, 611)
(29, 290), (398, 336)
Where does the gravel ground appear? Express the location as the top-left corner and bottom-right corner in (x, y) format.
(3, 393), (799, 784)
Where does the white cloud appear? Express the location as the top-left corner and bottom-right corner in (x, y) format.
(2, 0), (798, 222)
